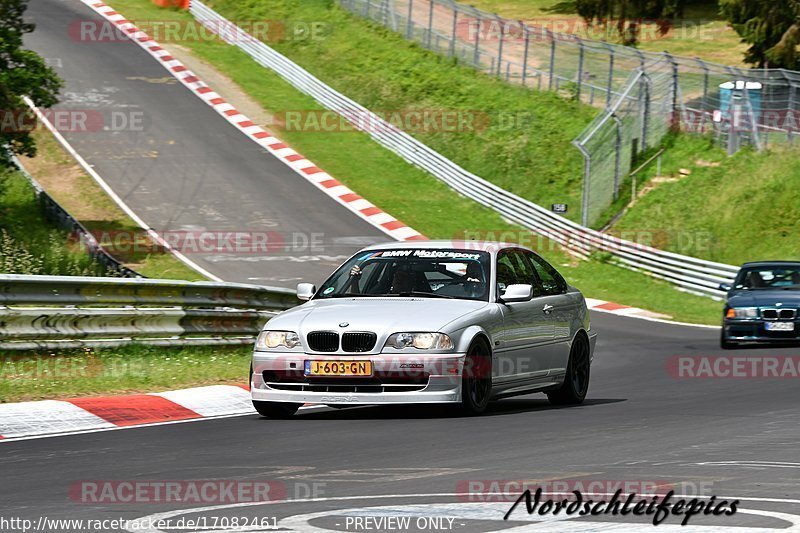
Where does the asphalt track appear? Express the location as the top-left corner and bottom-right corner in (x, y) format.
(23, 0), (388, 287)
(6, 0), (800, 531)
(2, 312), (799, 531)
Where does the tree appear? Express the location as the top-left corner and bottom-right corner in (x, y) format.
(575, 0), (686, 46)
(0, 0), (63, 166)
(720, 0), (800, 69)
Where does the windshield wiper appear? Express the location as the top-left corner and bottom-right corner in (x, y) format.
(397, 291), (454, 299)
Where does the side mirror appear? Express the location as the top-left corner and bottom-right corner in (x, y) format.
(719, 283), (732, 292)
(501, 284), (534, 303)
(296, 283), (317, 301)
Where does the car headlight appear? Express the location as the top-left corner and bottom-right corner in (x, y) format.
(256, 330), (301, 349)
(386, 332), (454, 350)
(726, 307), (759, 319)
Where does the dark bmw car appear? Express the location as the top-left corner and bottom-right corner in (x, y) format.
(720, 261), (800, 349)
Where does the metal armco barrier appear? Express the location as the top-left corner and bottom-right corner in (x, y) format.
(0, 274), (297, 350)
(189, 1), (739, 296)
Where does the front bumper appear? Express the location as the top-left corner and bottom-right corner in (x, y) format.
(723, 319), (800, 343)
(251, 352), (466, 404)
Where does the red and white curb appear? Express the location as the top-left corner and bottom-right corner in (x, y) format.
(586, 298), (718, 328)
(80, 0), (424, 243)
(0, 385), (325, 442)
(585, 298), (660, 318)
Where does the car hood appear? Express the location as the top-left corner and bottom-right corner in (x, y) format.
(727, 289), (800, 308)
(267, 297), (489, 337)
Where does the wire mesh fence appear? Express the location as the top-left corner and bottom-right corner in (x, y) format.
(341, 0), (800, 226)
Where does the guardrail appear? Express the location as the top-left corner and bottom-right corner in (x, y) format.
(0, 274), (297, 350)
(189, 0), (738, 296)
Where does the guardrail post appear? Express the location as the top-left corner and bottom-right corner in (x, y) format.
(548, 30), (556, 90)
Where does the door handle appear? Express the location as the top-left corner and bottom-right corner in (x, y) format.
(543, 304), (554, 314)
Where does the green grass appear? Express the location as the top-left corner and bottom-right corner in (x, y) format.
(467, 0), (748, 66)
(0, 168), (111, 276)
(100, 0), (725, 326)
(612, 138), (800, 265)
(0, 345), (251, 402)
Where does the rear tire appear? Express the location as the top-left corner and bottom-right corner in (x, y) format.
(252, 400), (301, 419)
(460, 339), (492, 415)
(548, 333), (590, 405)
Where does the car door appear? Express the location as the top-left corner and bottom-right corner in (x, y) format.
(492, 249), (554, 387)
(524, 251), (574, 374)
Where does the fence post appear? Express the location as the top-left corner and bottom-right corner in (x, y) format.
(364, 0), (370, 17)
(639, 72), (651, 150)
(496, 15), (505, 77)
(472, 15), (481, 67)
(548, 30), (556, 90)
(786, 71), (797, 145)
(697, 58), (709, 133)
(577, 145), (592, 227)
(521, 23), (530, 86)
(663, 52), (679, 128)
(426, 0), (434, 48)
(612, 113), (622, 200)
(575, 37), (584, 102)
(605, 44), (615, 108)
(449, 2), (458, 57)
(406, 0), (414, 39)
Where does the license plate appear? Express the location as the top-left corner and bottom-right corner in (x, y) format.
(765, 322), (795, 331)
(304, 360), (373, 377)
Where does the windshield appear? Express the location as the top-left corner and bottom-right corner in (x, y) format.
(315, 248), (491, 301)
(733, 265), (800, 290)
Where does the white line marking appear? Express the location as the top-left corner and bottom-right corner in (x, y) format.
(23, 97), (222, 281)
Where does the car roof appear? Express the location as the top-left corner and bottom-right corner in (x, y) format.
(362, 240), (529, 254)
(741, 261), (800, 268)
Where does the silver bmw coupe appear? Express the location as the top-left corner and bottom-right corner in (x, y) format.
(250, 241), (597, 417)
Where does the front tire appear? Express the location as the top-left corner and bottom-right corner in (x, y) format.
(252, 400), (301, 419)
(460, 339), (492, 415)
(720, 330), (738, 350)
(548, 333), (590, 405)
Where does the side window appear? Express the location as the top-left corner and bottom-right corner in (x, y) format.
(526, 252), (567, 295)
(496, 252), (517, 295)
(496, 250), (535, 295)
